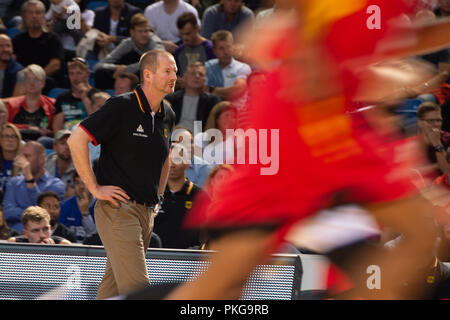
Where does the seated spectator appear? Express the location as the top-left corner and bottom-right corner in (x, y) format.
(5, 64), (54, 141)
(0, 204), (20, 240)
(45, 0), (83, 60)
(92, 0), (142, 59)
(205, 30), (251, 106)
(114, 71), (139, 95)
(45, 129), (75, 197)
(435, 0), (450, 17)
(53, 57), (100, 131)
(7, 205), (71, 244)
(174, 12), (214, 77)
(417, 101), (450, 178)
(3, 141), (65, 232)
(0, 34), (23, 98)
(75, 0), (95, 35)
(93, 13), (164, 89)
(0, 100), (8, 125)
(37, 191), (76, 243)
(144, 0), (200, 53)
(90, 91), (111, 112)
(59, 171), (96, 243)
(172, 126), (214, 187)
(165, 62), (221, 133)
(200, 0), (254, 40)
(0, 123), (22, 191)
(12, 0), (65, 93)
(195, 101), (238, 165)
(153, 146), (201, 249)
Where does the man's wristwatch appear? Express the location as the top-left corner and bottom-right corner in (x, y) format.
(25, 178), (35, 184)
(158, 194), (164, 206)
(434, 144), (446, 153)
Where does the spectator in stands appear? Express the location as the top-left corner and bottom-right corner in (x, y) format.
(200, 0), (254, 40)
(45, 129), (75, 197)
(53, 57), (100, 131)
(144, 0), (200, 53)
(59, 170), (96, 243)
(0, 204), (19, 239)
(0, 34), (23, 98)
(3, 140), (65, 232)
(37, 190), (76, 243)
(90, 91), (110, 112)
(114, 71), (139, 95)
(74, 0), (95, 35)
(45, 0), (83, 61)
(154, 145), (201, 249)
(92, 0), (142, 59)
(204, 163), (234, 200)
(417, 101), (450, 177)
(172, 126), (214, 187)
(93, 13), (164, 90)
(12, 0), (65, 92)
(174, 12), (215, 78)
(0, 123), (22, 192)
(0, 100), (7, 126)
(196, 101), (238, 165)
(436, 0), (450, 17)
(205, 30), (251, 104)
(5, 64), (54, 141)
(7, 205), (71, 244)
(165, 62), (221, 133)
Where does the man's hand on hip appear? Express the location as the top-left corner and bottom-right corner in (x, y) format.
(92, 185), (130, 208)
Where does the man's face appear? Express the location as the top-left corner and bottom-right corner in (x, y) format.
(419, 110), (443, 130)
(54, 136), (71, 161)
(0, 35), (12, 63)
(23, 219), (51, 243)
(21, 144), (44, 176)
(148, 54), (178, 95)
(114, 77), (132, 95)
(24, 70), (45, 96)
(130, 25), (151, 48)
(179, 22), (199, 47)
(68, 66), (90, 88)
(221, 0), (242, 14)
(214, 38), (233, 66)
(23, 4), (45, 31)
(439, 0), (450, 13)
(73, 176), (88, 198)
(39, 197), (61, 224)
(169, 152), (190, 180)
(185, 65), (206, 90)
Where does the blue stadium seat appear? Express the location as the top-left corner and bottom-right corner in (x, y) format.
(87, 1), (108, 11)
(7, 27), (21, 39)
(86, 59), (98, 72)
(48, 88), (68, 99)
(106, 89), (115, 96)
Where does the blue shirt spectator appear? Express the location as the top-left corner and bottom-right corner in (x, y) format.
(4, 172), (65, 232)
(187, 155), (214, 187)
(59, 196), (96, 242)
(3, 141), (65, 232)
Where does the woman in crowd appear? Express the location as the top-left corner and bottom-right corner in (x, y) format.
(0, 123), (22, 192)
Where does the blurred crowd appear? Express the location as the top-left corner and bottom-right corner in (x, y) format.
(0, 0), (449, 284)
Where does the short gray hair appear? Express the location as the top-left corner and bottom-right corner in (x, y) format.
(24, 64), (46, 82)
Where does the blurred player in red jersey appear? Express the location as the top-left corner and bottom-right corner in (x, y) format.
(166, 0), (450, 299)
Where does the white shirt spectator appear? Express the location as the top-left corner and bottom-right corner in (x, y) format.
(144, 0), (200, 43)
(45, 0), (79, 21)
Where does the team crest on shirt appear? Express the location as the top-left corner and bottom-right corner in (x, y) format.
(185, 201), (192, 209)
(164, 128), (168, 138)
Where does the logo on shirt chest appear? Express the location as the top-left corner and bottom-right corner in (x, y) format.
(133, 124), (148, 138)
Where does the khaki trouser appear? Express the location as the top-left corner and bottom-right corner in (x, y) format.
(95, 199), (155, 299)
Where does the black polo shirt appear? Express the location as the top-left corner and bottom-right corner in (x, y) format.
(79, 84), (176, 206)
(154, 179), (201, 249)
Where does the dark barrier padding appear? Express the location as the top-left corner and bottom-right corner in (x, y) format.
(0, 242), (302, 300)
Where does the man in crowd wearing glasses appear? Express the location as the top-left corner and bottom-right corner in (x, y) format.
(53, 57), (100, 132)
(417, 101), (450, 178)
